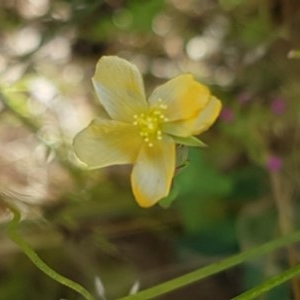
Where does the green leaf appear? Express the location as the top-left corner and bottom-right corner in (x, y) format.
(172, 135), (207, 147)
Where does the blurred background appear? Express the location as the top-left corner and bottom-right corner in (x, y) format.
(0, 0), (300, 299)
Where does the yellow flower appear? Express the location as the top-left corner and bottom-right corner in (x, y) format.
(73, 56), (221, 207)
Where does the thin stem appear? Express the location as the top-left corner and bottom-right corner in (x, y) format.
(271, 172), (300, 299)
(232, 262), (300, 300)
(7, 205), (95, 300)
(118, 229), (300, 300)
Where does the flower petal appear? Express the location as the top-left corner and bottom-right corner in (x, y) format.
(162, 96), (222, 137)
(190, 96), (222, 134)
(131, 138), (175, 207)
(92, 56), (147, 122)
(148, 74), (210, 121)
(73, 118), (143, 169)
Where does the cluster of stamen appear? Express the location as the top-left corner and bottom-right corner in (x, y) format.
(133, 99), (168, 147)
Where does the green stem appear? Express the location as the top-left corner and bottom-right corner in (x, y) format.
(232, 263), (300, 300)
(119, 230), (300, 300)
(7, 205), (95, 300)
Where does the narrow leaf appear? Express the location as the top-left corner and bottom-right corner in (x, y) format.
(172, 135), (207, 147)
(232, 263), (300, 300)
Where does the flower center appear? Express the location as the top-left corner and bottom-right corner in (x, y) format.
(133, 99), (168, 147)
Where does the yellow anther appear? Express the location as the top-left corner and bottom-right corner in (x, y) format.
(132, 100), (168, 147)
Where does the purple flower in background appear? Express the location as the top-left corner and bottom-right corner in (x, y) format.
(270, 98), (286, 115)
(220, 107), (234, 123)
(237, 92), (252, 105)
(266, 155), (282, 172)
